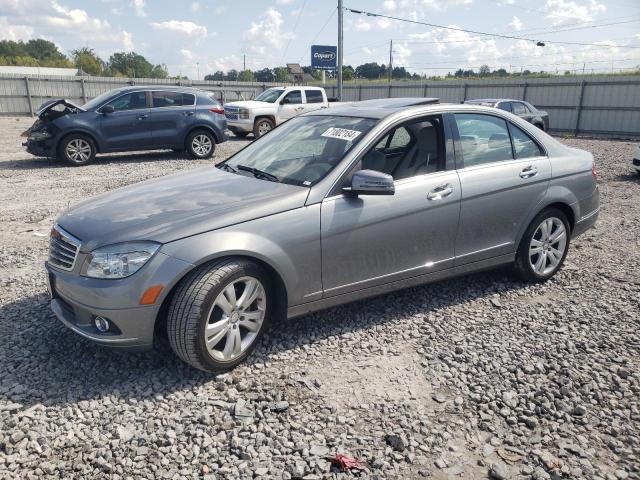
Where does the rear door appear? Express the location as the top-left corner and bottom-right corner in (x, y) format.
(451, 113), (551, 265)
(99, 91), (152, 150)
(148, 91), (196, 147)
(301, 89), (325, 113)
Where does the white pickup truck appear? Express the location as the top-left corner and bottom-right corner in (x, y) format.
(224, 86), (330, 138)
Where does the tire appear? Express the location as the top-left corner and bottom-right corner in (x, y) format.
(167, 259), (273, 373)
(57, 134), (96, 166)
(234, 132), (250, 138)
(186, 130), (215, 159)
(515, 208), (571, 282)
(253, 117), (274, 139)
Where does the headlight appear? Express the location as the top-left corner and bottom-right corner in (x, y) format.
(85, 241), (160, 279)
(239, 108), (250, 119)
(29, 130), (52, 141)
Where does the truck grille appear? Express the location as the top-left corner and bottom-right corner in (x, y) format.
(49, 224), (81, 271)
(224, 106), (239, 121)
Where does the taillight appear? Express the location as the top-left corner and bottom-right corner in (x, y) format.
(591, 164), (597, 179)
(209, 107), (224, 114)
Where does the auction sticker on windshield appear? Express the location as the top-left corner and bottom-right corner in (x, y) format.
(321, 127), (362, 141)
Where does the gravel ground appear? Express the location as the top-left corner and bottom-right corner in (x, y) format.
(0, 116), (638, 479)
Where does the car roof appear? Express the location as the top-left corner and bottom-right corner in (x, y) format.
(465, 98), (525, 104)
(308, 97), (440, 119)
(108, 85), (207, 94)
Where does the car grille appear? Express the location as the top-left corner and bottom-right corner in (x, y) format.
(49, 224), (81, 271)
(224, 106), (239, 121)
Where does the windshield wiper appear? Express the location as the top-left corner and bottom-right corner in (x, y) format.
(237, 164), (280, 182)
(217, 163), (237, 173)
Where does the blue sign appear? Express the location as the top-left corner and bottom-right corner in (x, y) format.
(311, 45), (337, 71)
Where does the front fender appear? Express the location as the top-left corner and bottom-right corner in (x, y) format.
(53, 113), (106, 151)
(159, 205), (322, 306)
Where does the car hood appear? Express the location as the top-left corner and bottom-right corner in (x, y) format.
(57, 167), (309, 252)
(36, 99), (85, 118)
(224, 100), (275, 109)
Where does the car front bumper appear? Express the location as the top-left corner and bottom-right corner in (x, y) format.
(227, 120), (254, 134)
(23, 138), (56, 157)
(45, 252), (193, 351)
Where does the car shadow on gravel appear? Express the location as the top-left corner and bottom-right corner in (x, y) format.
(615, 172), (640, 182)
(0, 269), (526, 408)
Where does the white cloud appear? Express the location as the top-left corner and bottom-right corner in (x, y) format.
(0, 17), (34, 40)
(276, 0), (295, 4)
(110, 7), (122, 15)
(242, 8), (294, 56)
(180, 48), (195, 61)
(393, 43), (411, 66)
(544, 0), (606, 26)
(191, 1), (200, 12)
(150, 20), (208, 39)
(131, 0), (146, 17)
(508, 16), (523, 31)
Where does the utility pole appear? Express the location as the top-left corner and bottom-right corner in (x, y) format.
(388, 39), (393, 83)
(243, 55), (246, 72)
(337, 0), (343, 100)
(196, 62), (200, 80)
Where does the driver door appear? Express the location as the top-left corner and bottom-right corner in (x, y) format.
(320, 115), (461, 297)
(278, 90), (304, 123)
(99, 91), (152, 150)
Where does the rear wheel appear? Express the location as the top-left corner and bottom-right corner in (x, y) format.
(167, 259), (272, 373)
(515, 208), (570, 282)
(186, 130), (215, 159)
(58, 134), (96, 166)
(253, 117), (274, 138)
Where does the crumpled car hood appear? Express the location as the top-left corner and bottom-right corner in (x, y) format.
(36, 99), (85, 117)
(57, 167), (309, 252)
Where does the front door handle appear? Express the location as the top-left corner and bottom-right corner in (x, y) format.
(519, 165), (538, 179)
(137, 114), (148, 120)
(183, 111), (194, 116)
(295, 106), (304, 111)
(427, 184), (453, 200)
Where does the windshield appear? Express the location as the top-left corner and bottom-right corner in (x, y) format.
(82, 90), (122, 110)
(223, 115), (378, 187)
(254, 88), (284, 103)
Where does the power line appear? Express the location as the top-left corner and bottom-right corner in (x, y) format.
(344, 7), (640, 49)
(281, 0), (308, 64)
(296, 7), (337, 63)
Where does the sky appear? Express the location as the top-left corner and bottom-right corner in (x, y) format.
(1, 0), (639, 78)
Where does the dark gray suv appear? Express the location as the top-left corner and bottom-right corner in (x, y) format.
(23, 86), (228, 165)
(465, 99), (549, 132)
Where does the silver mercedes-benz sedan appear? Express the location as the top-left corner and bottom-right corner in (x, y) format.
(45, 99), (599, 373)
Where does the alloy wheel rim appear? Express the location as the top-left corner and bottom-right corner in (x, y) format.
(204, 276), (266, 362)
(192, 134), (212, 156)
(529, 217), (567, 276)
(258, 122), (271, 135)
(66, 139), (91, 162)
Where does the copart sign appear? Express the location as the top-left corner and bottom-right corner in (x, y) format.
(311, 45), (337, 71)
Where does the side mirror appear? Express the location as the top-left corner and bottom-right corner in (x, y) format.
(343, 169), (395, 196)
(280, 97), (289, 105)
(100, 105), (115, 114)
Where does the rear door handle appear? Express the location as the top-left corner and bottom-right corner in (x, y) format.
(519, 165), (538, 179)
(137, 114), (148, 120)
(183, 111), (194, 116)
(427, 184), (453, 200)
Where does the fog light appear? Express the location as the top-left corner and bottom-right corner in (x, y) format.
(94, 316), (110, 332)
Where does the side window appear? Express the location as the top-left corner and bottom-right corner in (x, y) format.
(512, 102), (526, 115)
(106, 92), (147, 111)
(305, 90), (323, 103)
(283, 90), (302, 104)
(497, 102), (512, 113)
(152, 91), (194, 108)
(509, 123), (544, 159)
(360, 116), (443, 181)
(454, 113), (513, 167)
(197, 92), (221, 106)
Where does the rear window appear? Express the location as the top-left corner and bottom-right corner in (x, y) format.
(305, 90), (324, 103)
(151, 91), (195, 108)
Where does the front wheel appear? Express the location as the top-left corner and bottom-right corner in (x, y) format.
(253, 118), (274, 138)
(167, 259), (272, 373)
(58, 134), (96, 166)
(515, 208), (570, 282)
(186, 130), (215, 159)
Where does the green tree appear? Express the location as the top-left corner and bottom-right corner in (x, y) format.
(355, 62), (386, 79)
(225, 69), (238, 81)
(72, 47), (104, 75)
(342, 65), (354, 81)
(107, 52), (166, 78)
(479, 64), (490, 77)
(254, 68), (275, 82)
(151, 64), (168, 79)
(205, 71), (225, 81)
(274, 67), (289, 82)
(237, 69), (254, 82)
(25, 39), (67, 62)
